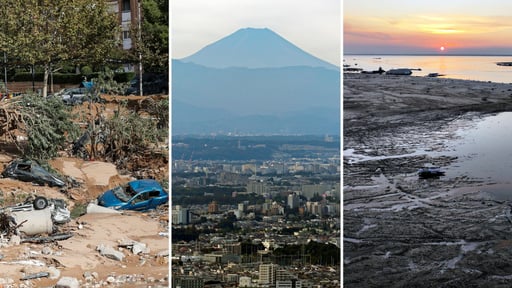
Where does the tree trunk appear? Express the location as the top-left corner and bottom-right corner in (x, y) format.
(42, 64), (49, 98)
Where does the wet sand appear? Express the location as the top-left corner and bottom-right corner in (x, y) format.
(344, 74), (512, 287)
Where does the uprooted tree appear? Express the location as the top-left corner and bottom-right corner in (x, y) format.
(0, 70), (168, 173)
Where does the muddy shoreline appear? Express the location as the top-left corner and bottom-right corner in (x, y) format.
(344, 74), (512, 287)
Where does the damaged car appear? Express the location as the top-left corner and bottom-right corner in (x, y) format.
(1, 195), (71, 236)
(2, 159), (66, 187)
(97, 179), (168, 211)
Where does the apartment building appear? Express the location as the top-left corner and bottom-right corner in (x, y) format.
(108, 0), (141, 71)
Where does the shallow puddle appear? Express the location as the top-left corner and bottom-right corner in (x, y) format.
(440, 112), (512, 200)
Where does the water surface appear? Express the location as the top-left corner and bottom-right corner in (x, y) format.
(344, 55), (512, 83)
(445, 112), (512, 200)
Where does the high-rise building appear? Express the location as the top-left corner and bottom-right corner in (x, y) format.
(172, 205), (190, 225)
(287, 193), (299, 209)
(107, 0), (141, 72)
(259, 264), (277, 285)
(108, 0), (140, 49)
(246, 181), (268, 195)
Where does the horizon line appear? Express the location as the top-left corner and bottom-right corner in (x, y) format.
(344, 53), (512, 57)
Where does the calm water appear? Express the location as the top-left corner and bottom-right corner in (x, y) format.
(446, 112), (512, 181)
(344, 55), (512, 199)
(444, 112), (512, 199)
(344, 55), (512, 83)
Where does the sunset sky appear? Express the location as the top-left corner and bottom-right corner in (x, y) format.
(344, 0), (512, 55)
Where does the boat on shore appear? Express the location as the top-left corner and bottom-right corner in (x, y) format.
(418, 167), (445, 178)
(386, 68), (412, 75)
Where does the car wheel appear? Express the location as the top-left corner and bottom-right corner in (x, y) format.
(33, 196), (48, 210)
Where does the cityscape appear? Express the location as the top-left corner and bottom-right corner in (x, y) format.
(171, 135), (341, 288)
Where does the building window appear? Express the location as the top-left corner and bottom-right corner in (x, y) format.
(123, 31), (131, 39)
(122, 0), (131, 11)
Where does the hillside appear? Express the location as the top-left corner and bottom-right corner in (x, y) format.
(172, 60), (340, 135)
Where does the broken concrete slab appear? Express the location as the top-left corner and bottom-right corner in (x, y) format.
(56, 276), (80, 288)
(97, 244), (125, 261)
(86, 203), (121, 214)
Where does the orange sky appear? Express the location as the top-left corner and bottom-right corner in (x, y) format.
(344, 1), (512, 54)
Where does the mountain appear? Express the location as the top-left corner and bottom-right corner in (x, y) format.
(173, 28), (340, 135)
(179, 27), (339, 70)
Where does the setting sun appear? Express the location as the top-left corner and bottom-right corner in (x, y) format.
(440, 46), (445, 51)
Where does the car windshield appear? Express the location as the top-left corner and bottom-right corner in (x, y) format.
(112, 184), (139, 202)
(112, 186), (130, 202)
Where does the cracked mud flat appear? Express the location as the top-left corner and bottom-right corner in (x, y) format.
(344, 74), (512, 287)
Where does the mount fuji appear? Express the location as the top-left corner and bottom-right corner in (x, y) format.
(172, 27), (340, 135)
(179, 27), (339, 70)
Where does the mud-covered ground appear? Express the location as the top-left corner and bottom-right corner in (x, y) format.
(344, 74), (512, 287)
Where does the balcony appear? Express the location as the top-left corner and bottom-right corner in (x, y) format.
(123, 38), (132, 50)
(122, 11), (131, 23)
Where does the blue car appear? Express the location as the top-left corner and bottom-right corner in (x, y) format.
(97, 179), (168, 211)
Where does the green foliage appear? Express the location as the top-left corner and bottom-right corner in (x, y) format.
(0, 0), (122, 96)
(131, 0), (169, 74)
(101, 108), (160, 162)
(114, 72), (136, 83)
(81, 66), (93, 76)
(91, 68), (129, 96)
(70, 203), (88, 219)
(145, 97), (169, 133)
(11, 72), (134, 85)
(15, 93), (79, 162)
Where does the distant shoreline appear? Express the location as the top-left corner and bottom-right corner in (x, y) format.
(344, 53), (512, 57)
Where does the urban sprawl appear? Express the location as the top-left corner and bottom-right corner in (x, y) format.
(172, 136), (341, 288)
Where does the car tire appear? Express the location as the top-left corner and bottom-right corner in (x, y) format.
(33, 196), (48, 210)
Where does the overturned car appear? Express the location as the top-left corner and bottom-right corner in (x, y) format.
(0, 195), (71, 236)
(2, 159), (66, 187)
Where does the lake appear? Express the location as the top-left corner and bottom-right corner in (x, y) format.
(343, 55), (512, 83)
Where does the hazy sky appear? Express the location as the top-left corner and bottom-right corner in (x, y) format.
(172, 0), (340, 65)
(344, 0), (512, 55)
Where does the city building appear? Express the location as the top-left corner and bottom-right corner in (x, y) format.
(108, 0), (141, 72)
(276, 279), (302, 288)
(239, 276), (253, 287)
(287, 193), (300, 209)
(172, 276), (204, 288)
(238, 202), (247, 212)
(246, 181), (268, 195)
(172, 205), (190, 225)
(208, 201), (219, 213)
(259, 264), (277, 286)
